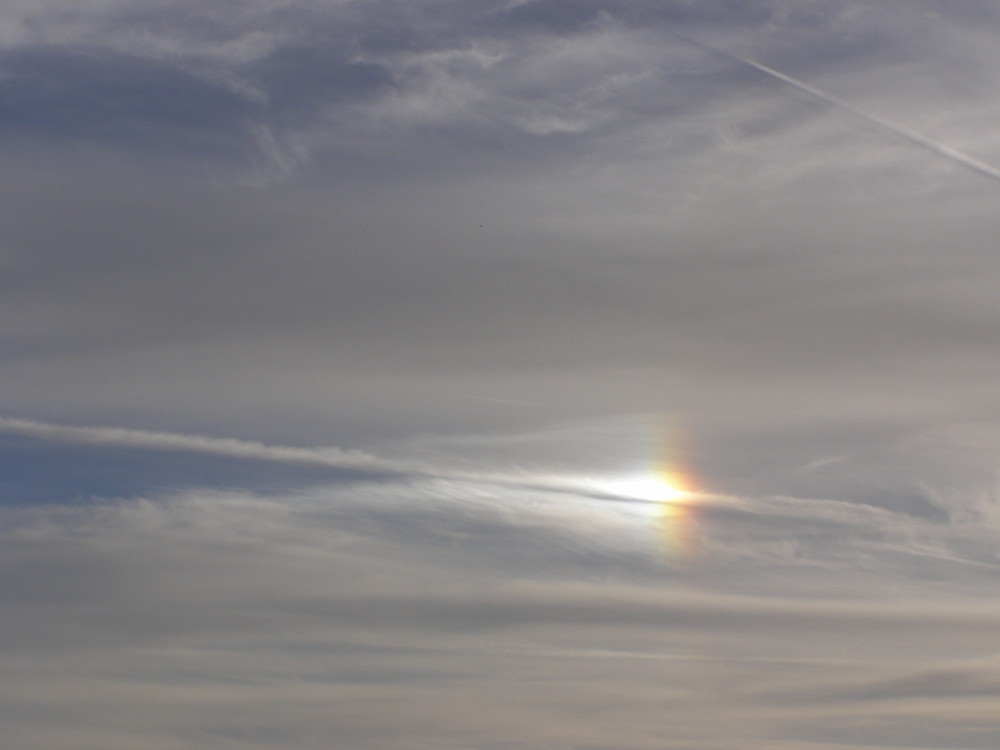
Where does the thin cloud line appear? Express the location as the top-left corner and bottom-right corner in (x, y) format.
(675, 33), (1000, 184)
(0, 416), (621, 499)
(0, 416), (726, 508)
(0, 416), (417, 476)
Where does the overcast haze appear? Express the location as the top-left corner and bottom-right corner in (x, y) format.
(5, 1), (1000, 748)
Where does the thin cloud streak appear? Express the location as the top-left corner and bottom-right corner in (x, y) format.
(0, 416), (410, 475)
(0, 415), (662, 501)
(674, 32), (1000, 185)
(4, 3), (1000, 747)
(3, 481), (1000, 749)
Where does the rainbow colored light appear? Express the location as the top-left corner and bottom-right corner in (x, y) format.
(618, 420), (701, 559)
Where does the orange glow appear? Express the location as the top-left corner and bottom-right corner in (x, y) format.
(605, 472), (689, 504)
(649, 417), (700, 559)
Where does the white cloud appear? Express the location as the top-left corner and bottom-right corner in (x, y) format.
(0, 415), (401, 472)
(4, 480), (1000, 748)
(5, 3), (1000, 745)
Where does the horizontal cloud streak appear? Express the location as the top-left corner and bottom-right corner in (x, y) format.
(4, 2), (1000, 747)
(3, 482), (1000, 749)
(0, 415), (407, 473)
(0, 415), (667, 501)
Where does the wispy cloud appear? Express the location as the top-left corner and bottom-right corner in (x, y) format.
(3, 482), (1000, 749)
(0, 415), (407, 473)
(5, 2), (1000, 747)
(674, 31), (1000, 185)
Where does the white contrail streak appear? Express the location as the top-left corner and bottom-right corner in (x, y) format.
(0, 415), (546, 488)
(0, 416), (420, 476)
(676, 34), (1000, 184)
(0, 415), (734, 510)
(0, 415), (642, 501)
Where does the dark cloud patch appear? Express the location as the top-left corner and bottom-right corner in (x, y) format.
(498, 0), (778, 31)
(0, 0), (840, 171)
(0, 0), (909, 180)
(102, 0), (282, 44)
(248, 44), (395, 121)
(501, 0), (625, 33)
(0, 432), (385, 506)
(923, 0), (1000, 27)
(0, 45), (258, 157)
(625, 0), (776, 27)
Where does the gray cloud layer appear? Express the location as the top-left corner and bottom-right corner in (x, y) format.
(5, 2), (1000, 746)
(4, 480), (1000, 749)
(2, 0), (999, 542)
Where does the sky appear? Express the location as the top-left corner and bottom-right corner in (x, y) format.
(4, 1), (1000, 748)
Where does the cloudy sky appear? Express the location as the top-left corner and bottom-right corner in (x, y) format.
(5, 1), (1000, 747)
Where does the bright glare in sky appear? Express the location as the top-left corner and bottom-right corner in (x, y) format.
(599, 472), (690, 504)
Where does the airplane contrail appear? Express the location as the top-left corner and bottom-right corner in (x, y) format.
(675, 33), (1000, 184)
(0, 415), (651, 503)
